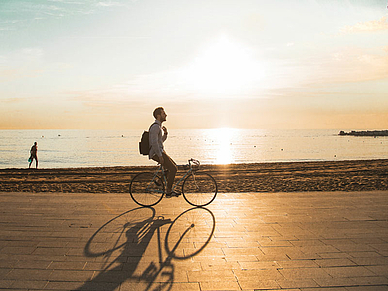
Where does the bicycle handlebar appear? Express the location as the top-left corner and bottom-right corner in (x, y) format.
(170, 158), (200, 169)
(188, 158), (200, 167)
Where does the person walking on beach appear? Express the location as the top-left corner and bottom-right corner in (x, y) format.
(29, 142), (38, 169)
(149, 107), (178, 197)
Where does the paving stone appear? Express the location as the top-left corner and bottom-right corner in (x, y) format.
(313, 277), (360, 287)
(0, 247), (36, 255)
(238, 261), (279, 270)
(5, 269), (52, 281)
(14, 260), (52, 269)
(348, 251), (383, 258)
(48, 270), (94, 282)
(237, 278), (280, 290)
(233, 269), (284, 281)
(314, 258), (357, 268)
(187, 270), (236, 282)
(318, 252), (352, 259)
(276, 260), (319, 269)
(201, 260), (240, 271)
(350, 276), (388, 286)
(350, 257), (388, 266)
(324, 266), (376, 278)
(0, 279), (14, 288)
(200, 280), (241, 290)
(222, 247), (265, 257)
(168, 282), (201, 291)
(279, 267), (332, 280)
(45, 280), (105, 290)
(276, 278), (319, 288)
(366, 265), (388, 276)
(10, 280), (48, 289)
(48, 261), (87, 270)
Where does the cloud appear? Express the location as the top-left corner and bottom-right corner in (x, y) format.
(1, 0), (130, 27)
(1, 98), (27, 104)
(341, 16), (388, 33)
(325, 55), (387, 85)
(0, 55), (7, 65)
(96, 1), (126, 7)
(19, 48), (44, 60)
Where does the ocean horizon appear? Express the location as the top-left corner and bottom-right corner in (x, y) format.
(0, 128), (387, 169)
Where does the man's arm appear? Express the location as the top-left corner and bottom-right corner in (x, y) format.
(149, 124), (163, 159)
(162, 126), (168, 142)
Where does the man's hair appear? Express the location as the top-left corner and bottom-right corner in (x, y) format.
(153, 107), (164, 119)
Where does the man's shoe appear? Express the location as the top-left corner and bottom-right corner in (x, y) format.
(165, 190), (181, 198)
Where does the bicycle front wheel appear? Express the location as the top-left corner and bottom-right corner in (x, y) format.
(182, 172), (217, 207)
(130, 172), (164, 207)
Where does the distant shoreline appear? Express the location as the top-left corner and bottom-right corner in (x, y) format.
(339, 130), (388, 137)
(1, 159), (387, 193)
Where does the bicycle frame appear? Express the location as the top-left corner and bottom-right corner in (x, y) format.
(143, 158), (198, 194)
(154, 159), (198, 193)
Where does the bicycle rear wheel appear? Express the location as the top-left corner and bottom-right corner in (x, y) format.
(130, 172), (164, 207)
(182, 172), (217, 207)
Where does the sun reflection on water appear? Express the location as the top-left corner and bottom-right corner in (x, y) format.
(214, 128), (235, 164)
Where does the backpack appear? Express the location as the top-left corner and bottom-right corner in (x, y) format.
(139, 123), (157, 155)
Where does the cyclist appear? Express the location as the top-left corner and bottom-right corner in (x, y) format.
(149, 107), (178, 197)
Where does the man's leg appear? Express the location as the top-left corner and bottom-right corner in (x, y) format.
(152, 153), (177, 193)
(161, 153), (177, 193)
(35, 156), (38, 169)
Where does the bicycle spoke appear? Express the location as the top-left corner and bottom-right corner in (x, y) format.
(130, 172), (164, 207)
(182, 172), (217, 207)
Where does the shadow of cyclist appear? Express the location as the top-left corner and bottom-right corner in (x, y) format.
(74, 207), (215, 291)
(74, 207), (170, 291)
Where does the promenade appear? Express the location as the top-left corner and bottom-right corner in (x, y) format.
(0, 191), (387, 291)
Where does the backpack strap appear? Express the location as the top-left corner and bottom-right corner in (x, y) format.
(149, 122), (158, 131)
(148, 122), (158, 152)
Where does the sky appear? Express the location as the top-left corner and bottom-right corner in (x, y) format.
(0, 0), (387, 130)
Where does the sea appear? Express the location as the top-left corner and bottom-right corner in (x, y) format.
(0, 129), (387, 169)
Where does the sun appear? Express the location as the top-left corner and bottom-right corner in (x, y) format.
(183, 35), (265, 96)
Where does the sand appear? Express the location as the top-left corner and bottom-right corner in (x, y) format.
(0, 159), (387, 193)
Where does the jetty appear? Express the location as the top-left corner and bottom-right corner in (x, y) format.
(339, 130), (388, 137)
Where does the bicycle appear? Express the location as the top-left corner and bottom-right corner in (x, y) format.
(130, 158), (217, 207)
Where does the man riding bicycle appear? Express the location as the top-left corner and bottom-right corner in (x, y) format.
(149, 107), (179, 198)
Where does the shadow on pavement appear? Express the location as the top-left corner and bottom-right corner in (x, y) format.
(74, 206), (215, 291)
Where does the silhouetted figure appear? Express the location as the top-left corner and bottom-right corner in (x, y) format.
(28, 142), (38, 169)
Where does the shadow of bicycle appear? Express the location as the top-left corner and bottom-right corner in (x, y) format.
(74, 207), (215, 291)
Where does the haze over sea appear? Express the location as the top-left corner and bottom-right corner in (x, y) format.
(0, 129), (387, 169)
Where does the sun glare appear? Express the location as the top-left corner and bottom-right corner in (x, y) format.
(183, 35), (265, 96)
(214, 127), (235, 164)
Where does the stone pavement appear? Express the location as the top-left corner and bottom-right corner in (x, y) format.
(0, 191), (387, 291)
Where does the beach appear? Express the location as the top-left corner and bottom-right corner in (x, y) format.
(1, 159), (387, 193)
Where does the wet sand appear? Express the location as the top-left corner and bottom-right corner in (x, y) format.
(0, 159), (387, 193)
